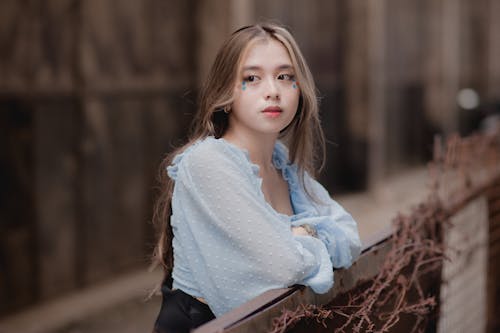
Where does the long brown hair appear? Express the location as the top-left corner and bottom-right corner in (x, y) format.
(151, 22), (325, 286)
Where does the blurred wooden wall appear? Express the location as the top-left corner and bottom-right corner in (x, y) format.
(1, 0), (500, 316)
(0, 0), (196, 315)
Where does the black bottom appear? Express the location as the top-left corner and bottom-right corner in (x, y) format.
(153, 287), (215, 333)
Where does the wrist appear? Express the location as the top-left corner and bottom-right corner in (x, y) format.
(292, 224), (317, 237)
(301, 224), (318, 237)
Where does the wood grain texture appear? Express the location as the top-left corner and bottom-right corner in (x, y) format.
(35, 99), (80, 300)
(0, 0), (78, 92)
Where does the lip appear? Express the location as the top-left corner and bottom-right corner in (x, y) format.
(262, 106), (282, 118)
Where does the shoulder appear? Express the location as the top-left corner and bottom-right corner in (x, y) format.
(167, 137), (249, 181)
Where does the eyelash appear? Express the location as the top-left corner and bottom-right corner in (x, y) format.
(278, 74), (295, 81)
(243, 74), (295, 83)
(243, 75), (258, 82)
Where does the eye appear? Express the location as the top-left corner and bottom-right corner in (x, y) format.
(243, 75), (259, 82)
(278, 73), (295, 81)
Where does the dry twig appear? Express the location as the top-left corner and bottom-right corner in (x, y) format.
(268, 129), (500, 333)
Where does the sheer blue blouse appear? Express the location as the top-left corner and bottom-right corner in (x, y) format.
(167, 136), (361, 316)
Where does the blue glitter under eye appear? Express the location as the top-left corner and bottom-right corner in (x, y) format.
(242, 81), (246, 90)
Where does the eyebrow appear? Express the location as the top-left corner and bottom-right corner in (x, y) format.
(242, 64), (294, 71)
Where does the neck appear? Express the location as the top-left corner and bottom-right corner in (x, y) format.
(223, 130), (277, 171)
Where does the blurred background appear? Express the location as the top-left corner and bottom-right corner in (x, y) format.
(1, 0), (500, 332)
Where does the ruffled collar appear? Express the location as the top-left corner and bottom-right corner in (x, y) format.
(216, 137), (316, 221)
(167, 136), (317, 221)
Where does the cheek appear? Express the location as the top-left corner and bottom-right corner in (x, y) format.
(232, 86), (244, 105)
(231, 87), (253, 113)
(233, 82), (252, 97)
(286, 88), (300, 108)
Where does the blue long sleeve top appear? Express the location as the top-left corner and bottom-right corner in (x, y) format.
(167, 136), (361, 316)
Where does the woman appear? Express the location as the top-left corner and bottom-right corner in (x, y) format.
(152, 22), (361, 333)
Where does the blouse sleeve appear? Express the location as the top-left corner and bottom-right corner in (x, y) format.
(171, 144), (333, 316)
(290, 173), (362, 269)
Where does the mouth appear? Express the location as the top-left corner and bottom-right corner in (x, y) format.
(262, 106), (282, 117)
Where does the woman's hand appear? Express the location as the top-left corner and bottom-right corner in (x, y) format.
(292, 226), (310, 236)
(292, 224), (318, 237)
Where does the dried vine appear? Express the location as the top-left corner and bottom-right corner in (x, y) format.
(269, 129), (500, 333)
(270, 197), (447, 333)
(325, 197), (447, 333)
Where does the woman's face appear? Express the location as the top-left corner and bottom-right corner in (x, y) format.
(228, 38), (300, 139)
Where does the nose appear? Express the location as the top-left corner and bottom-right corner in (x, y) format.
(264, 78), (280, 100)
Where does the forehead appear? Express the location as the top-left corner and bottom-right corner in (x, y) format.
(240, 38), (293, 69)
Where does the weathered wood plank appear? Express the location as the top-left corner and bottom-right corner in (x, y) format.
(106, 99), (147, 271)
(35, 99), (80, 300)
(366, 0), (388, 187)
(79, 94), (192, 284)
(487, 182), (500, 333)
(487, 0), (500, 97)
(195, 0), (232, 85)
(80, 0), (195, 90)
(80, 97), (148, 282)
(438, 197), (489, 333)
(80, 97), (115, 283)
(0, 101), (36, 315)
(0, 0), (78, 91)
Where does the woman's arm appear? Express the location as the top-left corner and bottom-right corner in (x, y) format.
(290, 173), (362, 269)
(172, 143), (334, 316)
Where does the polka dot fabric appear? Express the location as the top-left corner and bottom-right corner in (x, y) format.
(167, 137), (361, 316)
